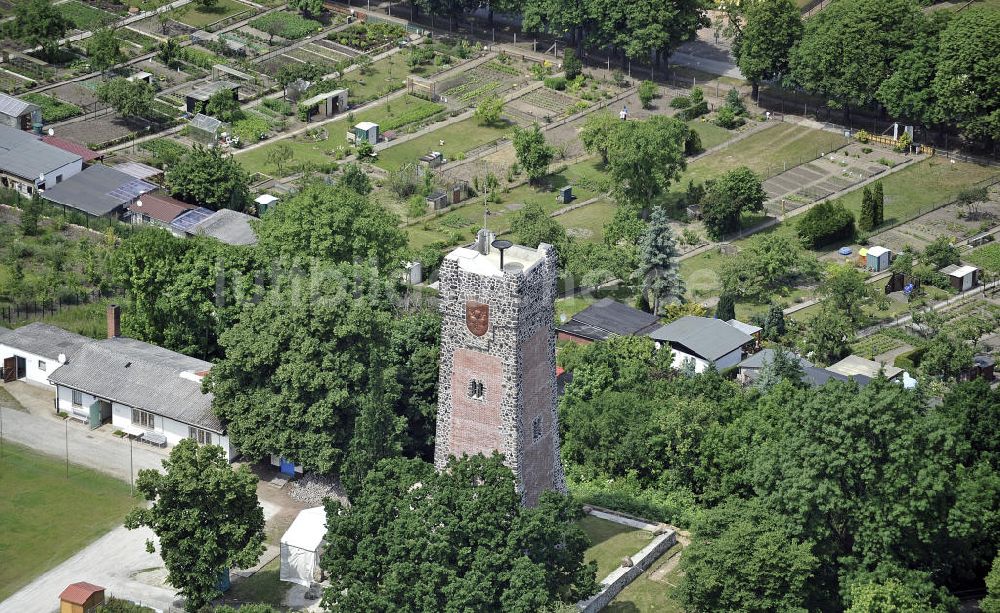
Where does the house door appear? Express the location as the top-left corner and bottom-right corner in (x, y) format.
(2, 357), (15, 382)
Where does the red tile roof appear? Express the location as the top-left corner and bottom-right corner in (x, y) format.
(59, 582), (104, 605)
(41, 135), (100, 162)
(128, 191), (194, 223)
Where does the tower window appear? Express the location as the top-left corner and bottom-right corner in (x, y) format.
(467, 379), (485, 400)
(532, 416), (543, 442)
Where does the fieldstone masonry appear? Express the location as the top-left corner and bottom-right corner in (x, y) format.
(434, 236), (567, 505)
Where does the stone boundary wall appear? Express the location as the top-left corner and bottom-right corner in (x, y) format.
(577, 507), (677, 613)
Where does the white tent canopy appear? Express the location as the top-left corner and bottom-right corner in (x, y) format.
(280, 506), (327, 587)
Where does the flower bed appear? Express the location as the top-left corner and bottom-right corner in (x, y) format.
(249, 11), (322, 41)
(22, 93), (83, 122)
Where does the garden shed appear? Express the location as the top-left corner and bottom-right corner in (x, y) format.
(942, 264), (979, 292)
(352, 121), (379, 143)
(280, 507), (327, 587)
(0, 92), (39, 131)
(301, 89), (348, 121)
(255, 193), (278, 215)
(189, 113), (226, 145)
(59, 581), (105, 613)
(865, 246), (891, 272)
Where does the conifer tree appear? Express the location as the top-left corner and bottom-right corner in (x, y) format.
(716, 293), (736, 321)
(637, 206), (684, 315)
(872, 180), (884, 226)
(859, 185), (875, 232)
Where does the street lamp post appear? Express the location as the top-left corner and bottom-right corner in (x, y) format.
(129, 435), (134, 496)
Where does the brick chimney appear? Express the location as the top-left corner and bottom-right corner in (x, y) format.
(107, 304), (121, 339)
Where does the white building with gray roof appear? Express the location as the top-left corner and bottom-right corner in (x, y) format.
(648, 316), (753, 373)
(49, 337), (231, 457)
(0, 124), (83, 195)
(0, 322), (92, 386)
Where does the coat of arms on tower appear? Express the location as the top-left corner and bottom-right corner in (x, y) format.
(466, 301), (490, 336)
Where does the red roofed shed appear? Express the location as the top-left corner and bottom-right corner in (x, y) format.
(59, 581), (105, 613)
(41, 135), (101, 163)
(127, 191), (194, 225)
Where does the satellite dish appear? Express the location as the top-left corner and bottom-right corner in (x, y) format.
(47, 128), (54, 136)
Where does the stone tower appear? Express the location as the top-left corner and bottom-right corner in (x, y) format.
(434, 233), (566, 505)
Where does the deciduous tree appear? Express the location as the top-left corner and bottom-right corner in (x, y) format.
(474, 95), (504, 126)
(96, 77), (154, 119)
(732, 0), (803, 99)
(87, 27), (124, 75)
(339, 163), (372, 195)
(206, 264), (398, 474)
(166, 145), (251, 211)
(254, 182), (406, 268)
(321, 455), (598, 611)
(512, 124), (555, 184)
(700, 166), (766, 239)
(6, 0), (70, 60)
(605, 116), (688, 210)
(125, 440), (264, 612)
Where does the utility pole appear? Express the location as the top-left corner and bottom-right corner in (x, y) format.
(129, 436), (134, 496)
(64, 418), (69, 478)
(1, 405), (4, 460)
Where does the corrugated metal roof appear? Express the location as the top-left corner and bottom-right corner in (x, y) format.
(191, 209), (258, 245)
(48, 337), (221, 433)
(41, 135), (100, 162)
(0, 125), (81, 180)
(649, 316), (752, 362)
(42, 164), (153, 216)
(187, 80), (238, 102)
(827, 355), (903, 380)
(113, 161), (162, 180)
(170, 206), (214, 232)
(569, 298), (660, 338)
(0, 322), (92, 360)
(0, 92), (38, 118)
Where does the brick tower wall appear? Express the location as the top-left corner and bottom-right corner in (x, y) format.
(434, 243), (566, 504)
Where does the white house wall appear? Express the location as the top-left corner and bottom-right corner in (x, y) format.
(41, 159), (83, 189)
(667, 347), (742, 373)
(55, 385), (233, 460)
(0, 344), (59, 387)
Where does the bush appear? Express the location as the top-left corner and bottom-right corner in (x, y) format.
(139, 138), (188, 168)
(543, 76), (566, 91)
(670, 95), (691, 110)
(638, 80), (657, 109)
(714, 106), (744, 129)
(855, 129), (871, 144)
(724, 88), (746, 116)
(680, 87), (709, 120)
(795, 200), (855, 248)
(231, 116), (270, 144)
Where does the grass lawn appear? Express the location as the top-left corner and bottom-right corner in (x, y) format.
(374, 117), (513, 171)
(406, 161), (603, 249)
(556, 198), (616, 244)
(688, 119), (735, 151)
(833, 157), (999, 225)
(170, 0), (249, 28)
(579, 516), (654, 580)
(220, 558), (287, 607)
(677, 122), (849, 186)
(606, 543), (684, 613)
(237, 95), (440, 175)
(58, 0), (115, 30)
(0, 442), (137, 601)
(340, 53), (422, 104)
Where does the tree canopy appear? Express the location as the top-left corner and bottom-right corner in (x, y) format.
(5, 0), (70, 59)
(95, 77), (154, 119)
(165, 145), (251, 212)
(320, 455), (598, 612)
(732, 0), (802, 97)
(700, 166), (766, 239)
(125, 440), (265, 611)
(511, 124), (555, 184)
(206, 265), (399, 474)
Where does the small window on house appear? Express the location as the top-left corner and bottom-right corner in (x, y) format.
(132, 408), (155, 429)
(71, 389), (82, 407)
(532, 416), (543, 442)
(467, 379), (485, 400)
(55, 174), (62, 184)
(188, 426), (213, 445)
(38, 360), (46, 372)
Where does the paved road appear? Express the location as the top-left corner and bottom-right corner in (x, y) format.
(0, 525), (178, 613)
(0, 382), (168, 484)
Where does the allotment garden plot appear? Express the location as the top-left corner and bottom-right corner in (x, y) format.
(437, 58), (533, 109)
(762, 143), (911, 215)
